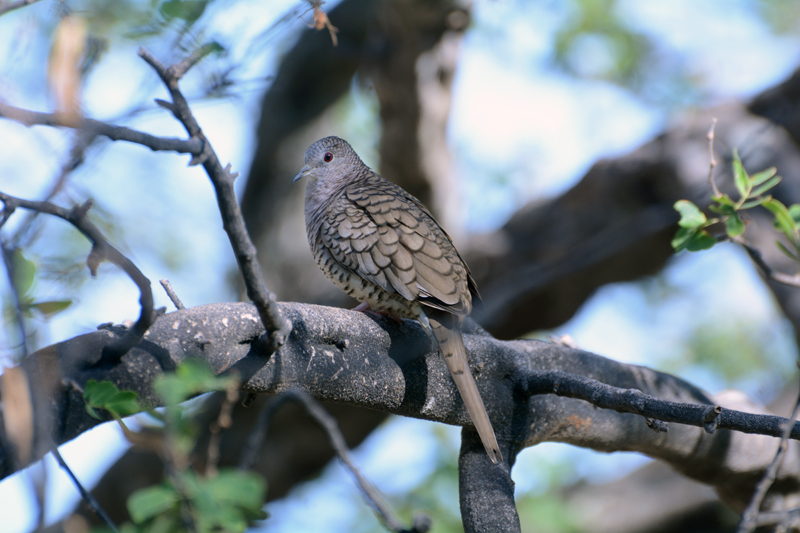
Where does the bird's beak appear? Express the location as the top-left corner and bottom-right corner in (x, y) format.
(292, 165), (311, 183)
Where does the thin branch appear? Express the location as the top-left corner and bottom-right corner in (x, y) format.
(160, 279), (186, 310)
(0, 193), (154, 363)
(137, 46), (291, 354)
(708, 117), (721, 197)
(0, 0), (42, 17)
(737, 370), (800, 533)
(205, 384), (238, 478)
(0, 102), (203, 155)
(240, 390), (428, 533)
(736, 238), (800, 289)
(751, 509), (800, 529)
(516, 368), (800, 440)
(51, 446), (118, 532)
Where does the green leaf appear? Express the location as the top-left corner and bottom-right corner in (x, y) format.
(671, 227), (695, 252)
(11, 249), (36, 297)
(160, 0), (207, 24)
(711, 193), (736, 208)
(732, 149), (749, 199)
(154, 359), (237, 405)
(764, 199), (798, 241)
(128, 485), (179, 523)
(709, 203), (735, 215)
(674, 200), (707, 228)
(789, 204), (800, 224)
(686, 231), (717, 251)
(749, 166), (778, 187)
(205, 470), (266, 509)
(751, 176), (782, 198)
(776, 240), (799, 261)
(740, 196), (772, 209)
(29, 300), (72, 316)
(84, 380), (142, 419)
(725, 213), (745, 238)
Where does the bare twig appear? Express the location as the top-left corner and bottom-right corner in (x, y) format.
(736, 372), (800, 533)
(751, 508), (800, 529)
(51, 446), (118, 532)
(0, 193), (154, 363)
(137, 46), (291, 354)
(736, 238), (800, 289)
(0, 0), (42, 17)
(240, 390), (428, 533)
(160, 279), (186, 310)
(0, 102), (203, 155)
(205, 384), (238, 478)
(708, 117), (721, 197)
(516, 368), (800, 440)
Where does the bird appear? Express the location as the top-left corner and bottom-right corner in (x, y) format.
(292, 136), (502, 464)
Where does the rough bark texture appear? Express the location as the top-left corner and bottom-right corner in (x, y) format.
(4, 302), (800, 533)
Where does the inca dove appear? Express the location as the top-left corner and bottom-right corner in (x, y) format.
(293, 136), (502, 464)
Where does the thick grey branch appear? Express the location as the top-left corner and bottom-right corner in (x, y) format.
(3, 301), (799, 517)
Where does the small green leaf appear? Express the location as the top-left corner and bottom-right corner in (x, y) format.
(29, 300), (72, 316)
(740, 196), (771, 209)
(749, 166), (777, 187)
(674, 200), (707, 228)
(205, 470), (266, 509)
(712, 193), (736, 208)
(732, 149), (749, 199)
(160, 0), (208, 24)
(751, 176), (782, 198)
(725, 213), (745, 238)
(11, 249), (36, 297)
(686, 231), (717, 251)
(85, 403), (102, 420)
(789, 204), (800, 224)
(128, 485), (179, 523)
(154, 359), (237, 405)
(709, 203), (735, 215)
(671, 227), (695, 251)
(776, 240), (799, 261)
(764, 199), (798, 241)
(84, 380), (142, 419)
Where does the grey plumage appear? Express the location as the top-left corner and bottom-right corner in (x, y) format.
(293, 136), (502, 464)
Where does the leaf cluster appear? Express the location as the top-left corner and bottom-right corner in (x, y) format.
(84, 361), (266, 533)
(672, 150), (800, 260)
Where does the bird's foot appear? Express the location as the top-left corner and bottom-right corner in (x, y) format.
(352, 302), (404, 324)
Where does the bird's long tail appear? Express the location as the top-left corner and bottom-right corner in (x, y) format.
(429, 313), (503, 464)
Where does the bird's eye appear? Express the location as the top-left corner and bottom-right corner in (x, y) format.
(323, 152), (334, 163)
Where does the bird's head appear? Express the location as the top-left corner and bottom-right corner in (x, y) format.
(292, 136), (362, 185)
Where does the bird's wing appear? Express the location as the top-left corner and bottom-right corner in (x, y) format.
(318, 179), (471, 314)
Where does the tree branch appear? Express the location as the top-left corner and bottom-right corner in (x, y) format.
(0, 102), (203, 154)
(4, 301), (799, 522)
(0, 193), (155, 362)
(136, 46), (291, 354)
